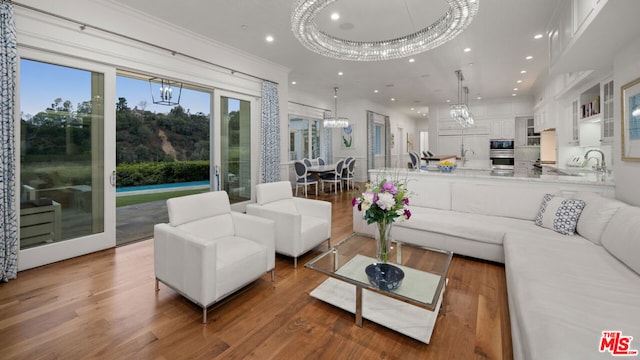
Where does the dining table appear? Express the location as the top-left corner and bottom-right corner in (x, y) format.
(306, 164), (336, 174)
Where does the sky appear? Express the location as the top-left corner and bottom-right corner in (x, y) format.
(20, 58), (216, 118)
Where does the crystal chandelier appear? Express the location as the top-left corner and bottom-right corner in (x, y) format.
(291, 0), (479, 61)
(450, 70), (474, 128)
(149, 77), (183, 106)
(324, 87), (349, 128)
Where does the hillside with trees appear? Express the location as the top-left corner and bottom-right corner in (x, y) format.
(115, 97), (210, 164)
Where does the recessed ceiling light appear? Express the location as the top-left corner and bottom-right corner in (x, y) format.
(446, 99), (451, 103)
(338, 72), (343, 76)
(526, 56), (533, 60)
(373, 89), (379, 93)
(423, 113), (427, 117)
(512, 93), (517, 96)
(534, 34), (543, 39)
(513, 88), (519, 91)
(520, 70), (527, 74)
(331, 12), (340, 21)
(409, 58), (415, 63)
(291, 81), (297, 85)
(391, 98), (396, 101)
(477, 96), (482, 100)
(266, 35), (274, 42)
(411, 108), (415, 111)
(516, 80), (523, 84)
(417, 111), (421, 114)
(464, 48), (471, 52)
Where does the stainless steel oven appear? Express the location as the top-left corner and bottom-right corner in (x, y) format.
(489, 139), (515, 170)
(489, 139), (515, 150)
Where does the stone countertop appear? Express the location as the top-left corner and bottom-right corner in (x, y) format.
(370, 167), (615, 186)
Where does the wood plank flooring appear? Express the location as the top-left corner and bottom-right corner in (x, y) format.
(0, 186), (513, 359)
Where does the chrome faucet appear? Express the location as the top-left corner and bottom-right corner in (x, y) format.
(584, 149), (606, 173)
(462, 148), (475, 166)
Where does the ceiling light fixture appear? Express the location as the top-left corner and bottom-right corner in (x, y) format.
(291, 0), (479, 61)
(525, 55), (533, 60)
(331, 12), (340, 20)
(266, 35), (274, 42)
(534, 34), (543, 39)
(409, 58), (415, 63)
(450, 70), (474, 128)
(149, 77), (182, 106)
(324, 87), (349, 128)
(464, 48), (471, 52)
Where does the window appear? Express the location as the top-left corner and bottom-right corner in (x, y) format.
(289, 115), (321, 161)
(374, 123), (384, 155)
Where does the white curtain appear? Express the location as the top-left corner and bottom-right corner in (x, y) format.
(260, 81), (280, 183)
(0, 2), (18, 282)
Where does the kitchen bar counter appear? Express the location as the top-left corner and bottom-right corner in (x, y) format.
(369, 167), (615, 197)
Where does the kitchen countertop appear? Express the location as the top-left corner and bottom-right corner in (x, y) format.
(371, 166), (615, 186)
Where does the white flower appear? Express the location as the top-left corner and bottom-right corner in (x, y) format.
(376, 192), (396, 211)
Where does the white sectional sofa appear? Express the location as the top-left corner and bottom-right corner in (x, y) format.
(353, 179), (640, 359)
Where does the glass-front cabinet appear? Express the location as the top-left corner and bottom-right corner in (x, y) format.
(601, 78), (614, 143)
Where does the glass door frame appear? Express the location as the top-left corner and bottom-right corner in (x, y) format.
(212, 89), (259, 212)
(16, 48), (116, 271)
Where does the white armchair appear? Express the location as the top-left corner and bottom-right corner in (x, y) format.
(246, 181), (331, 268)
(154, 191), (275, 323)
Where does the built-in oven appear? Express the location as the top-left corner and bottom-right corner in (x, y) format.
(490, 139), (515, 170)
(489, 139), (515, 150)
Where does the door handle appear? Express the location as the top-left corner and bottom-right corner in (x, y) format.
(110, 170), (116, 187)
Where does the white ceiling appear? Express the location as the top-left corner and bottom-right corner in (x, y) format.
(111, 0), (560, 119)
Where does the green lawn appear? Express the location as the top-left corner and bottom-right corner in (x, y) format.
(116, 188), (209, 207)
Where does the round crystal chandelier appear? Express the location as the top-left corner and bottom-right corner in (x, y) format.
(291, 0), (479, 61)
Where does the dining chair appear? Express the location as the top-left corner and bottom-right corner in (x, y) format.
(342, 158), (356, 190)
(303, 158), (312, 167)
(316, 157), (325, 166)
(294, 160), (317, 197)
(320, 159), (344, 193)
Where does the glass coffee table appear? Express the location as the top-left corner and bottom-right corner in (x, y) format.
(305, 233), (452, 344)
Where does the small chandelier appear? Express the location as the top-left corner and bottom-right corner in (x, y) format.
(324, 87), (349, 128)
(149, 77), (183, 106)
(291, 0), (479, 61)
(450, 70), (474, 128)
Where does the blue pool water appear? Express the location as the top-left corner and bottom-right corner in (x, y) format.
(116, 180), (210, 193)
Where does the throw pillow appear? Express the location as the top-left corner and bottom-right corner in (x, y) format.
(535, 194), (586, 235)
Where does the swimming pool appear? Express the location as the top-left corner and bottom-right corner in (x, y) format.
(116, 180), (210, 194)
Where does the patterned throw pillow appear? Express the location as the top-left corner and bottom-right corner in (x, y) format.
(535, 194), (586, 235)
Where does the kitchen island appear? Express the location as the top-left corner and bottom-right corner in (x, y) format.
(368, 166), (615, 198)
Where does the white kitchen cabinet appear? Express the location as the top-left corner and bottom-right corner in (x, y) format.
(490, 119), (515, 139)
(515, 118), (527, 146)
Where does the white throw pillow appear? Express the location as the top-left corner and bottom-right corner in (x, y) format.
(574, 192), (624, 244)
(535, 194), (586, 235)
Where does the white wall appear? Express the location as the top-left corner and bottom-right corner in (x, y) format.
(613, 36), (640, 206)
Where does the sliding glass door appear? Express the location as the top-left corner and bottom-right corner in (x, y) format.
(18, 51), (115, 270)
(215, 91), (255, 208)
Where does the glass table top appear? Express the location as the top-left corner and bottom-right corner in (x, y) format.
(305, 233), (452, 310)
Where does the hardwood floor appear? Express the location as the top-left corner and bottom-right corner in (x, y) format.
(0, 186), (513, 359)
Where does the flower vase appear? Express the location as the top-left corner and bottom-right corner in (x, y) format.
(375, 221), (392, 263)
